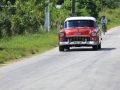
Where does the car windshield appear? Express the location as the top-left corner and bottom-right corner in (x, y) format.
(64, 20), (94, 28)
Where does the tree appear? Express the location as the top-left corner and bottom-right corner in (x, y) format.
(56, 0), (64, 5)
(5, 0), (16, 5)
(105, 0), (120, 9)
(10, 0), (16, 4)
(75, 0), (101, 18)
(50, 1), (70, 29)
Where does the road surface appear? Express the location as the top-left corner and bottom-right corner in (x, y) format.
(0, 26), (120, 90)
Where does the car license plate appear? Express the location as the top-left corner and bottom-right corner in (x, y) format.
(74, 41), (81, 44)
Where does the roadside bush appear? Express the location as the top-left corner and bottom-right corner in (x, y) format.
(12, 15), (25, 35)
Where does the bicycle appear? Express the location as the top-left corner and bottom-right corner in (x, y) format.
(102, 23), (107, 35)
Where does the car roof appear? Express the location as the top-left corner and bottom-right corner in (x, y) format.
(65, 16), (97, 22)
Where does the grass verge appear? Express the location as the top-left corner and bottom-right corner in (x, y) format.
(0, 30), (59, 66)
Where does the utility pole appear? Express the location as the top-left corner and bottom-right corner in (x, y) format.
(45, 0), (50, 32)
(72, 0), (75, 16)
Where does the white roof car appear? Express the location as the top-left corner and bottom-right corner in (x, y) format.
(58, 16), (102, 51)
(65, 16), (97, 22)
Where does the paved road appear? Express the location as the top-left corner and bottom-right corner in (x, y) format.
(0, 26), (120, 90)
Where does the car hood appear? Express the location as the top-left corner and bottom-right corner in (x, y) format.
(62, 27), (95, 36)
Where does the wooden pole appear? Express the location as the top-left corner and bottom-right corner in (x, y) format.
(72, 0), (75, 16)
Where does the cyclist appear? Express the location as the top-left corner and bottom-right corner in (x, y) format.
(101, 16), (107, 34)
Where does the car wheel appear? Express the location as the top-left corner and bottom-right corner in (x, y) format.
(66, 46), (70, 50)
(92, 45), (98, 50)
(98, 43), (101, 49)
(59, 46), (64, 51)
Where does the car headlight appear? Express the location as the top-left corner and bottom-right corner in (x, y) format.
(91, 32), (97, 36)
(59, 32), (65, 37)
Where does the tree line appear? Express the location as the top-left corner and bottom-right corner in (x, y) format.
(0, 0), (120, 38)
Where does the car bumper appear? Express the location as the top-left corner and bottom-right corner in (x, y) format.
(59, 41), (98, 46)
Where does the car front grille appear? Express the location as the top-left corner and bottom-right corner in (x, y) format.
(65, 36), (91, 41)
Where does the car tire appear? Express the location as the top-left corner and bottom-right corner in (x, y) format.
(66, 46), (70, 50)
(98, 43), (101, 49)
(59, 46), (64, 51)
(92, 45), (98, 50)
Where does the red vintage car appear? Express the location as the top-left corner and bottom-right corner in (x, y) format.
(58, 16), (102, 51)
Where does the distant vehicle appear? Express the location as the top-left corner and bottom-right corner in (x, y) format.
(58, 16), (102, 51)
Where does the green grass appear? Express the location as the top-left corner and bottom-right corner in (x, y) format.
(0, 30), (59, 65)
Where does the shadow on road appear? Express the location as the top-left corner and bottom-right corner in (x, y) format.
(99, 48), (116, 51)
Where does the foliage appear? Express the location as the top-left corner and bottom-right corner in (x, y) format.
(0, 0), (48, 36)
(78, 0), (101, 18)
(102, 0), (120, 9)
(50, 2), (70, 29)
(0, 0), (120, 37)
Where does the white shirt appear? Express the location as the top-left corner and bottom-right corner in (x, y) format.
(101, 18), (107, 24)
